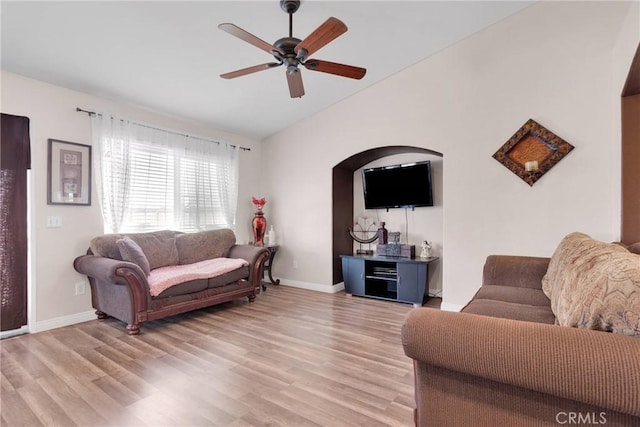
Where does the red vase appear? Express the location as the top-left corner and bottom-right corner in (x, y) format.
(252, 211), (267, 246)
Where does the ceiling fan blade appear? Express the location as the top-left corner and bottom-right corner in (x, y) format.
(303, 59), (366, 80)
(286, 68), (305, 98)
(218, 23), (284, 55)
(220, 62), (282, 79)
(294, 17), (347, 60)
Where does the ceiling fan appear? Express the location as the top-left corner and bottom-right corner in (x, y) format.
(218, 0), (366, 98)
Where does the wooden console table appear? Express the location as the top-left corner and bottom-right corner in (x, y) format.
(261, 245), (280, 290)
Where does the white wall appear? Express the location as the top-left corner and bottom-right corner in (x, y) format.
(1, 71), (264, 331)
(263, 1), (640, 309)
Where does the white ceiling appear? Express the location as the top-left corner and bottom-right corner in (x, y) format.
(1, 1), (532, 139)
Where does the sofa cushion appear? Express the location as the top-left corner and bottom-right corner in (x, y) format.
(152, 278), (209, 298)
(542, 232), (640, 336)
(627, 242), (640, 255)
(176, 228), (236, 265)
(462, 299), (556, 324)
(472, 285), (551, 307)
(90, 234), (125, 260)
(208, 265), (249, 289)
(147, 257), (249, 297)
(127, 230), (179, 270)
(149, 280), (254, 310)
(116, 236), (151, 276)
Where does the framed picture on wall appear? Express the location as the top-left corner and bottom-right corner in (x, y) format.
(47, 139), (92, 205)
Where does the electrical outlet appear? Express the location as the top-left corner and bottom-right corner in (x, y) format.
(293, 259), (298, 269)
(75, 281), (86, 296)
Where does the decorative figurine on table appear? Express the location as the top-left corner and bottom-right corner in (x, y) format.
(348, 220), (388, 255)
(252, 197), (267, 246)
(420, 240), (432, 258)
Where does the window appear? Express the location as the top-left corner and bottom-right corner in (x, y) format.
(92, 115), (239, 234)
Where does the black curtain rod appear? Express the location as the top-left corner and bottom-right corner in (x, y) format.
(76, 107), (250, 151)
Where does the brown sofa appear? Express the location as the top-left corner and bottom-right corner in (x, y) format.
(74, 229), (269, 335)
(402, 234), (640, 426)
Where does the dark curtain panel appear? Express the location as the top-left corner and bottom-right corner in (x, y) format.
(0, 113), (31, 332)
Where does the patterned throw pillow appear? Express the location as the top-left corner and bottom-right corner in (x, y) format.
(116, 236), (151, 276)
(542, 232), (640, 336)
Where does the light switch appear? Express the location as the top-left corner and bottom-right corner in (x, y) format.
(46, 216), (62, 228)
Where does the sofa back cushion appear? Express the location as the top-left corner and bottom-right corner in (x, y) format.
(116, 236), (151, 276)
(90, 230), (179, 270)
(128, 231), (179, 269)
(176, 228), (236, 265)
(542, 232), (640, 336)
(626, 242), (640, 255)
(90, 234), (124, 260)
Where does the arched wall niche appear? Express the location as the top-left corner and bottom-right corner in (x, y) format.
(331, 145), (443, 284)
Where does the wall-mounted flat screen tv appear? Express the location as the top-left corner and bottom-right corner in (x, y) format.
(362, 160), (433, 209)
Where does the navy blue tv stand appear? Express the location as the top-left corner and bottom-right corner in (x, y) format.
(340, 254), (439, 307)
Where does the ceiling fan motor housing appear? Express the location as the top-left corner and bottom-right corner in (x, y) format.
(273, 37), (301, 55)
(280, 0), (300, 14)
(273, 37), (303, 66)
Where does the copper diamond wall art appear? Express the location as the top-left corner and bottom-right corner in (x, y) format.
(493, 119), (575, 186)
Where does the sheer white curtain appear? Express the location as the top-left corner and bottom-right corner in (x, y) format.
(91, 113), (239, 233)
(91, 114), (131, 233)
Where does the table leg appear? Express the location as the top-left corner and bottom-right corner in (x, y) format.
(262, 247), (280, 290)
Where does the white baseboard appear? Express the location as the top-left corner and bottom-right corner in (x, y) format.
(277, 278), (345, 294)
(0, 325), (29, 340)
(30, 310), (96, 334)
(440, 302), (464, 312)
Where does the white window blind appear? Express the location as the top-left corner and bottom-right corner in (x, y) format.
(92, 114), (239, 234)
(125, 142), (175, 232)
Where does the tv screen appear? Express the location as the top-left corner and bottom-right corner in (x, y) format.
(362, 161), (433, 209)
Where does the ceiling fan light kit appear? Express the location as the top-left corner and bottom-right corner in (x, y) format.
(219, 0), (366, 98)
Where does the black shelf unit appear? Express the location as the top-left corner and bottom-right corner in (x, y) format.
(340, 254), (439, 306)
(365, 261), (398, 300)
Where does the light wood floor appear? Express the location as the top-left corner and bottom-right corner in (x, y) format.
(1, 286), (441, 427)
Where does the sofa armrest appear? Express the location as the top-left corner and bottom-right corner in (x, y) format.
(74, 254), (151, 306)
(228, 244), (269, 287)
(402, 308), (640, 418)
(74, 254), (152, 329)
(482, 255), (550, 289)
(74, 254), (148, 287)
